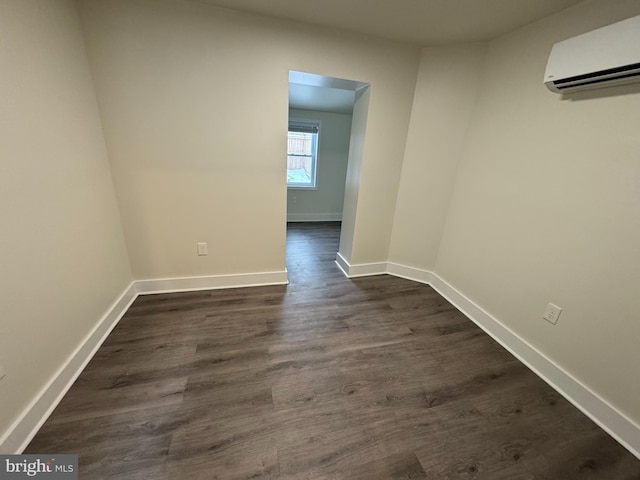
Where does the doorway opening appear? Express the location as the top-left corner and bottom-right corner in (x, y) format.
(286, 71), (370, 280)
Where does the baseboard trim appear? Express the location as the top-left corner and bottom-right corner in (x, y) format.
(338, 260), (639, 458)
(4, 264), (637, 459)
(386, 262), (434, 284)
(0, 282), (138, 454)
(135, 270), (289, 295)
(335, 252), (350, 277)
(428, 272), (640, 460)
(1, 269), (290, 454)
(287, 213), (342, 222)
(334, 253), (386, 278)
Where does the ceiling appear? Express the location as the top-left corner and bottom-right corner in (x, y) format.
(289, 71), (367, 115)
(195, 0), (583, 46)
(289, 84), (355, 115)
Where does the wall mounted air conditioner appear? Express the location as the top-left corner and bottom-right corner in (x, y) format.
(544, 14), (640, 94)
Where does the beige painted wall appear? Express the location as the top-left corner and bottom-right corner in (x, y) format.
(340, 87), (371, 264)
(0, 0), (131, 442)
(5, 0), (637, 455)
(434, 0), (640, 423)
(78, 0), (420, 278)
(287, 108), (352, 220)
(389, 44), (486, 269)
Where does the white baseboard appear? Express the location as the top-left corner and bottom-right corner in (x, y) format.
(334, 252), (350, 277)
(135, 270), (289, 295)
(4, 263), (638, 459)
(428, 272), (640, 460)
(338, 260), (640, 459)
(334, 252), (386, 277)
(1, 269), (289, 454)
(0, 282), (138, 454)
(386, 262), (434, 284)
(287, 213), (342, 222)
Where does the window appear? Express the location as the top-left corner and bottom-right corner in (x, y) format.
(287, 120), (319, 188)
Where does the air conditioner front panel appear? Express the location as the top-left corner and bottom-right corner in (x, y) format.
(544, 15), (640, 93)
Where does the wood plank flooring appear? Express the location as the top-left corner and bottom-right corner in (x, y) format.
(26, 222), (640, 479)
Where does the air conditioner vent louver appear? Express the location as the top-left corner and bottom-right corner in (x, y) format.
(551, 62), (640, 91)
(544, 15), (640, 94)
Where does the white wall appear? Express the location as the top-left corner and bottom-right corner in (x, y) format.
(78, 0), (420, 278)
(340, 87), (371, 264)
(287, 108), (352, 222)
(431, 0), (640, 425)
(5, 0), (638, 457)
(389, 44), (486, 269)
(0, 0), (132, 447)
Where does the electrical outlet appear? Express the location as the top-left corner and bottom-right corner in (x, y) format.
(197, 242), (208, 256)
(0, 362), (5, 382)
(543, 303), (562, 325)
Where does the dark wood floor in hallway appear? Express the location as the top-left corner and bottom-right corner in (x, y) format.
(27, 222), (640, 479)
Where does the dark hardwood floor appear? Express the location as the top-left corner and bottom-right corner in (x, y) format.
(27, 222), (640, 479)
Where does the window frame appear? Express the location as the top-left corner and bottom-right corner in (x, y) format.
(287, 118), (321, 190)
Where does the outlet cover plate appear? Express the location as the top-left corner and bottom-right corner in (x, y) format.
(543, 303), (562, 325)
